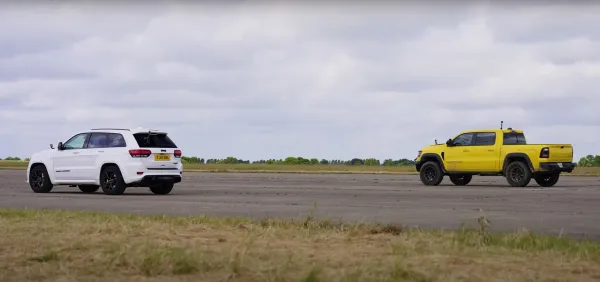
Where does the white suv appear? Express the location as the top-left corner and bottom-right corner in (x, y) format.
(26, 127), (184, 195)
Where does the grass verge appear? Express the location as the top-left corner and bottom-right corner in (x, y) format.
(1, 160), (600, 175)
(1, 208), (599, 282)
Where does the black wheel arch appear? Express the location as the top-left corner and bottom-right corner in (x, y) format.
(416, 153), (447, 173)
(502, 153), (534, 174)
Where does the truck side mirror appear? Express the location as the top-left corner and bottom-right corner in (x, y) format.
(446, 139), (454, 147)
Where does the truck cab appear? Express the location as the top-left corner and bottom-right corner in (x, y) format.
(415, 127), (577, 187)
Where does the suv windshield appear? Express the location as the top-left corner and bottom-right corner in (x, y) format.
(133, 133), (178, 148)
(503, 132), (527, 145)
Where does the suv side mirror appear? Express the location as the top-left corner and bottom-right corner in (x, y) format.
(50, 144), (54, 149)
(446, 139), (454, 147)
(57, 142), (64, 151)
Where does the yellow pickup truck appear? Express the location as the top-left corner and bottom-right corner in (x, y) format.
(414, 127), (576, 187)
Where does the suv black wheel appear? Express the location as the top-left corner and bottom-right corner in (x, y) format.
(534, 173), (560, 187)
(100, 165), (127, 195)
(79, 185), (99, 193)
(149, 182), (174, 195)
(29, 164), (53, 193)
(505, 161), (532, 187)
(419, 161), (444, 186)
(449, 174), (472, 186)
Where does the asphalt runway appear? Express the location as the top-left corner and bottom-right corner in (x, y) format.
(2, 169), (600, 239)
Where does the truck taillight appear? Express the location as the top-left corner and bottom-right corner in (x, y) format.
(129, 149), (151, 158)
(540, 147), (550, 158)
(174, 150), (182, 158)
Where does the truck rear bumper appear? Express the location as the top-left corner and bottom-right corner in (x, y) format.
(539, 162), (577, 173)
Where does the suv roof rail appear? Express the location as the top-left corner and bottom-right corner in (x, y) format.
(90, 128), (131, 131)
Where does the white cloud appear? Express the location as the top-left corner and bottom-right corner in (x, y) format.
(1, 2), (600, 161)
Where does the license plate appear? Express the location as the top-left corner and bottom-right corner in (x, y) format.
(154, 154), (170, 161)
(557, 163), (563, 168)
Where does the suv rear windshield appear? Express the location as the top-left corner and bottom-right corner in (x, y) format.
(133, 133), (178, 148)
(503, 132), (527, 145)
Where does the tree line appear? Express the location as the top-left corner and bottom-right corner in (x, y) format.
(2, 155), (599, 167)
(180, 156), (417, 166)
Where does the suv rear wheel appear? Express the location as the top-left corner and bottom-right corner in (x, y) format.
(149, 182), (174, 195)
(79, 185), (99, 193)
(505, 161), (532, 187)
(419, 161), (444, 186)
(100, 165), (127, 195)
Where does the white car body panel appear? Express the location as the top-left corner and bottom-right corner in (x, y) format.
(26, 127), (184, 186)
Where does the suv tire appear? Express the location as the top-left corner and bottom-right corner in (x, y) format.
(79, 185), (99, 193)
(419, 161), (444, 186)
(449, 174), (472, 186)
(100, 165), (127, 195)
(150, 182), (174, 195)
(534, 173), (560, 187)
(505, 161), (532, 187)
(29, 164), (53, 193)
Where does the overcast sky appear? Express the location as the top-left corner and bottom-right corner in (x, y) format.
(1, 1), (599, 161)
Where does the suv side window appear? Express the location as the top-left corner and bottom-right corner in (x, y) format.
(453, 133), (474, 146)
(474, 132), (496, 146)
(63, 133), (88, 150)
(87, 133), (127, 148)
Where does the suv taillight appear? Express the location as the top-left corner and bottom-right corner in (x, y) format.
(129, 149), (151, 158)
(540, 147), (550, 158)
(174, 150), (182, 158)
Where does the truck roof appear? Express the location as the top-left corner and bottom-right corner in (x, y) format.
(458, 128), (524, 134)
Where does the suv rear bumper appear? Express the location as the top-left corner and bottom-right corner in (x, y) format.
(539, 162), (577, 173)
(127, 175), (182, 187)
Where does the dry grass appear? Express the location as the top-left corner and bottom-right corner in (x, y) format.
(2, 160), (600, 175)
(0, 209), (599, 282)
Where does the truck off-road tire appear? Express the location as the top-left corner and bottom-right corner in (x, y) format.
(149, 182), (174, 195)
(534, 173), (560, 187)
(449, 174), (472, 186)
(100, 165), (127, 195)
(29, 164), (53, 193)
(419, 161), (444, 186)
(505, 161), (532, 187)
(79, 185), (99, 193)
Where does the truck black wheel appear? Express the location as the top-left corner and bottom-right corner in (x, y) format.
(100, 165), (127, 195)
(29, 164), (53, 193)
(534, 173), (560, 187)
(419, 161), (444, 186)
(505, 161), (532, 187)
(149, 182), (174, 195)
(79, 185), (99, 193)
(449, 174), (472, 186)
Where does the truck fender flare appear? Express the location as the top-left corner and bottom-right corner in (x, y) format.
(502, 153), (534, 173)
(417, 153), (447, 173)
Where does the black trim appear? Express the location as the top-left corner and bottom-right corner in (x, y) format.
(127, 175), (182, 187)
(415, 153), (446, 172)
(502, 153), (534, 173)
(539, 162), (577, 173)
(147, 168), (179, 171)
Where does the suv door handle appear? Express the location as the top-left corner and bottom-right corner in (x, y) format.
(73, 151), (80, 155)
(97, 150), (104, 153)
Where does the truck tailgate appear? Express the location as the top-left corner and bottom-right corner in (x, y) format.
(545, 144), (573, 163)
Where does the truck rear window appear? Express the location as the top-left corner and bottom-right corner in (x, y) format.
(133, 133), (178, 148)
(503, 132), (527, 145)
